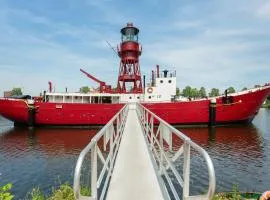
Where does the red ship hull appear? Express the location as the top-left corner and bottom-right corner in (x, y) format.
(144, 86), (270, 125)
(0, 86), (269, 126)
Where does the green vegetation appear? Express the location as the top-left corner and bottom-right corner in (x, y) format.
(213, 184), (262, 200)
(80, 186), (91, 196)
(242, 87), (248, 91)
(0, 183), (14, 200)
(28, 184), (91, 200)
(226, 87), (235, 94)
(262, 95), (270, 108)
(11, 88), (22, 96)
(28, 187), (45, 200)
(209, 88), (220, 97)
(176, 87), (180, 97)
(199, 87), (207, 98)
(181, 86), (207, 99)
(80, 86), (90, 93)
(1, 183), (91, 200)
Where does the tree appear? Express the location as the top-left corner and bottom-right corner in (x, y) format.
(190, 88), (199, 99)
(80, 86), (90, 93)
(226, 87), (236, 94)
(11, 88), (22, 96)
(176, 87), (180, 97)
(254, 84), (261, 88)
(182, 86), (192, 97)
(242, 87), (248, 91)
(199, 87), (206, 98)
(209, 88), (220, 97)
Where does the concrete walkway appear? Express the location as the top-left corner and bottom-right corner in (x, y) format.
(106, 108), (164, 200)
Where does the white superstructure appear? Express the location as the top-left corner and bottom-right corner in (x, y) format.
(45, 69), (177, 104)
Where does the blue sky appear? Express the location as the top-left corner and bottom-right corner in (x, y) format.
(0, 0), (269, 95)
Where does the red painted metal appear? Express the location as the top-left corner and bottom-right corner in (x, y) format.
(143, 87), (270, 125)
(156, 65), (160, 78)
(0, 87), (269, 126)
(80, 69), (112, 93)
(48, 81), (52, 92)
(117, 23), (143, 93)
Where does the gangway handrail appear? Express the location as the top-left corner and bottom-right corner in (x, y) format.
(136, 103), (216, 200)
(73, 104), (128, 200)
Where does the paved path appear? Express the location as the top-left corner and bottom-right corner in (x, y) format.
(106, 108), (164, 200)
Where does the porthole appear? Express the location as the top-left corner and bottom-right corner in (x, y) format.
(168, 80), (172, 83)
(129, 96), (132, 99)
(137, 96), (140, 99)
(148, 96), (151, 99)
(160, 80), (163, 83)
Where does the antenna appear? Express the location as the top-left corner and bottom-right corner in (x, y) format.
(105, 40), (118, 56)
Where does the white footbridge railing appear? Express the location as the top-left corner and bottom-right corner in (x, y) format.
(73, 103), (215, 200)
(136, 103), (216, 200)
(73, 104), (128, 200)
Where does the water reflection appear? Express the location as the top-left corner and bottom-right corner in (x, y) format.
(0, 109), (270, 199)
(0, 125), (99, 199)
(177, 123), (269, 194)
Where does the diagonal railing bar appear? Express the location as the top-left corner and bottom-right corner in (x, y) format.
(136, 103), (216, 200)
(73, 104), (128, 200)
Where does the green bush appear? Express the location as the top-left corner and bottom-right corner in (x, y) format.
(28, 187), (45, 200)
(2, 182), (91, 200)
(80, 186), (91, 196)
(0, 183), (14, 200)
(47, 184), (75, 200)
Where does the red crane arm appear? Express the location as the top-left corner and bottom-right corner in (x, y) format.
(80, 69), (105, 85)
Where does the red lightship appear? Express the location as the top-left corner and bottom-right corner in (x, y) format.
(0, 23), (269, 127)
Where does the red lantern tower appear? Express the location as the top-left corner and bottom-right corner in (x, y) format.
(117, 22), (143, 93)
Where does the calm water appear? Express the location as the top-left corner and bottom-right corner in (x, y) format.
(0, 109), (270, 199)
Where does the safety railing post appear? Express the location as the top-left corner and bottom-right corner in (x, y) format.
(159, 125), (164, 174)
(183, 141), (190, 200)
(91, 143), (98, 199)
(146, 112), (149, 134)
(109, 125), (113, 174)
(116, 116), (119, 137)
(150, 116), (154, 150)
(143, 109), (146, 130)
(135, 104), (215, 200)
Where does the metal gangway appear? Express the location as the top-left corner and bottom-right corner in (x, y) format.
(73, 103), (216, 200)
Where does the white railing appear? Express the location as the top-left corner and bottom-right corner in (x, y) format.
(136, 104), (216, 200)
(73, 104), (128, 200)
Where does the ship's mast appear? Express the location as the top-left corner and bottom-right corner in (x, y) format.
(117, 22), (143, 93)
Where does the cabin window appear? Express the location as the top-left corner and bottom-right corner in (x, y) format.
(148, 96), (151, 99)
(129, 96), (132, 99)
(137, 96), (140, 99)
(168, 80), (172, 83)
(102, 96), (112, 103)
(160, 80), (163, 83)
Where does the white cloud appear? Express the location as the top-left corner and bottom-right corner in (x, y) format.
(0, 0), (269, 97)
(256, 2), (270, 20)
(0, 7), (120, 96)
